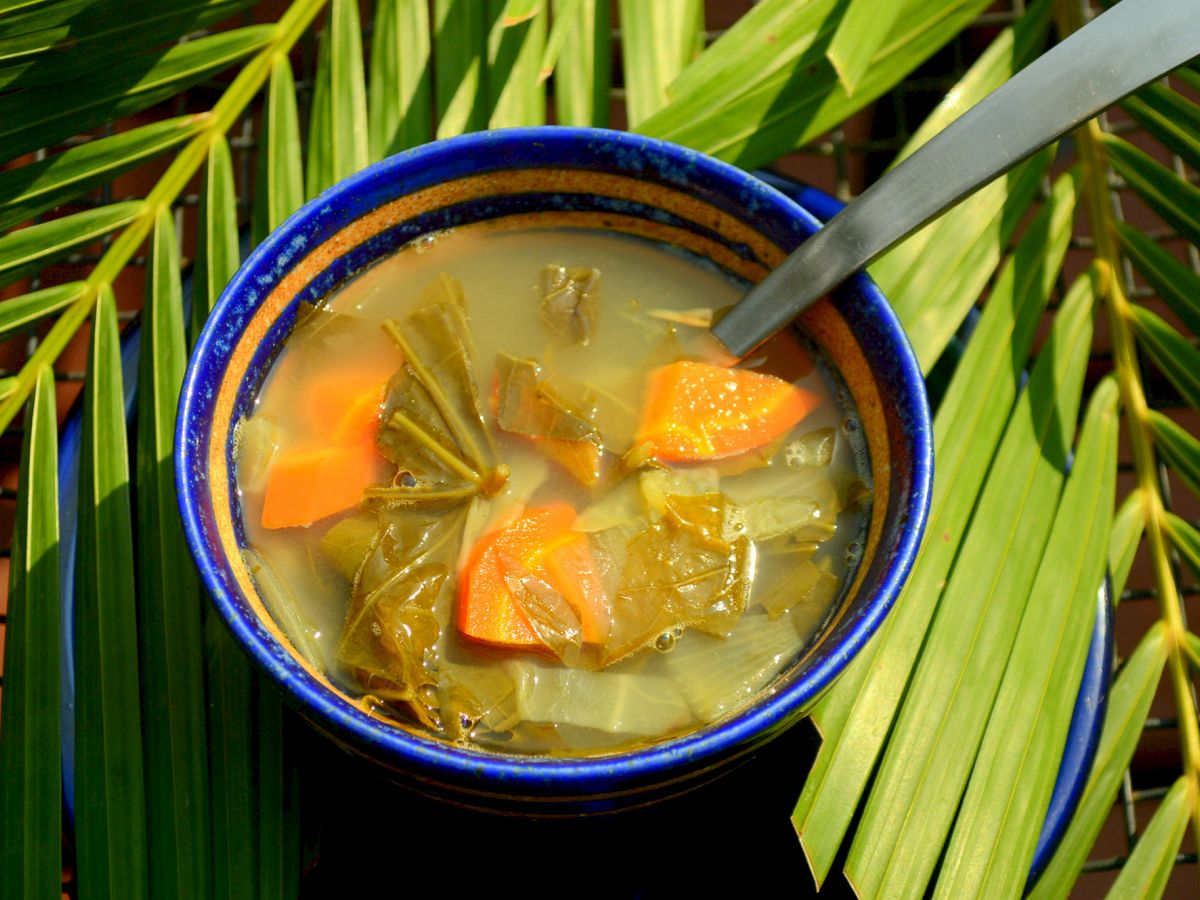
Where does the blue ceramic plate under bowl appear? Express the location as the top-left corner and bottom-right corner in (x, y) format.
(60, 150), (1105, 885)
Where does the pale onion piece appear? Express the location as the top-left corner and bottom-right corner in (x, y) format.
(573, 477), (640, 532)
(734, 479), (840, 542)
(438, 659), (519, 734)
(235, 415), (277, 495)
(638, 466), (720, 522)
(785, 426), (836, 468)
(662, 612), (802, 722)
(504, 660), (696, 736)
(758, 556), (839, 620)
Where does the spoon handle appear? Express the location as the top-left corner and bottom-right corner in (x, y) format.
(713, 0), (1200, 356)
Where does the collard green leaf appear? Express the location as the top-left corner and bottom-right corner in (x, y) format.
(1105, 776), (1191, 900)
(1109, 488), (1145, 601)
(369, 0), (432, 159)
(338, 507), (467, 729)
(1121, 81), (1200, 175)
(0, 114), (206, 233)
(1128, 305), (1200, 410)
(540, 264), (600, 344)
(0, 200), (146, 287)
(255, 54), (304, 245)
(827, 0), (903, 97)
(1103, 133), (1200, 247)
(618, 0), (703, 128)
(0, 366), (59, 900)
(551, 0), (609, 127)
(136, 208), (210, 900)
(434, 0), (491, 137)
(487, 0), (546, 127)
(935, 378), (1118, 899)
(494, 353), (598, 443)
(843, 270), (1094, 900)
(1029, 622), (1169, 898)
(193, 134), (239, 347)
(794, 184), (1082, 886)
(75, 286), (149, 900)
(602, 493), (752, 665)
(0, 281), (82, 343)
(374, 275), (503, 501)
(0, 25), (273, 162)
(1116, 223), (1200, 338)
(1148, 409), (1200, 498)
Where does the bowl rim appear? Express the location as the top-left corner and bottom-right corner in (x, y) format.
(175, 125), (934, 792)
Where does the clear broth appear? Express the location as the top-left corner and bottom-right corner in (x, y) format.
(236, 227), (870, 756)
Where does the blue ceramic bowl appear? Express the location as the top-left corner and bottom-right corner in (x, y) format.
(175, 127), (934, 811)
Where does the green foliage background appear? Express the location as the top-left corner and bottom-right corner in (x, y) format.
(0, 1), (1197, 897)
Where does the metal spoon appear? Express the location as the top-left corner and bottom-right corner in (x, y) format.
(711, 0), (1200, 356)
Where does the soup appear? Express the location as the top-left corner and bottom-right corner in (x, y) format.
(234, 227), (870, 756)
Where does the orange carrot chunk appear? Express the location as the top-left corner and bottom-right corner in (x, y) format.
(261, 439), (378, 530)
(301, 372), (392, 446)
(458, 504), (610, 651)
(260, 368), (392, 530)
(635, 360), (818, 462)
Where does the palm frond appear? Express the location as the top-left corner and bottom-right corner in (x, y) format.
(0, 366), (59, 900)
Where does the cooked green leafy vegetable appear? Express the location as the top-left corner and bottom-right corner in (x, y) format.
(601, 491), (753, 664)
(373, 274), (508, 503)
(541, 264), (600, 344)
(336, 506), (467, 729)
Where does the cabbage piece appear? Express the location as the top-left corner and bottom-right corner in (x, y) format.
(662, 611), (804, 721)
(336, 507), (466, 729)
(373, 274), (507, 503)
(736, 483), (840, 542)
(505, 659), (695, 736)
(541, 265), (600, 345)
(757, 554), (839, 620)
(243, 547), (326, 670)
(234, 415), (276, 494)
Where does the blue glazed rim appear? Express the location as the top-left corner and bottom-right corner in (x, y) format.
(54, 163), (1108, 881)
(175, 126), (930, 798)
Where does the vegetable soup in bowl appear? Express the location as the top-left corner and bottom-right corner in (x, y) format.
(176, 127), (932, 812)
